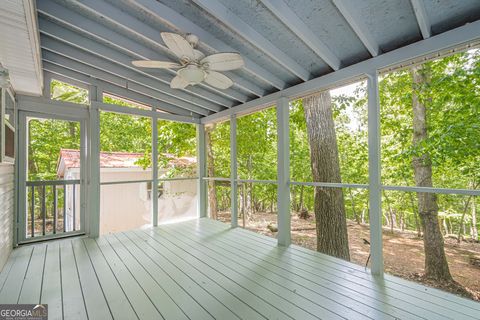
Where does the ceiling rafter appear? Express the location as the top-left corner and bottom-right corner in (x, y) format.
(42, 61), (200, 117)
(128, 0), (286, 90)
(411, 0), (431, 39)
(63, 0), (266, 98)
(41, 35), (210, 115)
(331, 0), (381, 57)
(37, 0), (248, 105)
(39, 28), (224, 113)
(37, 16), (243, 107)
(42, 51), (197, 116)
(260, 0), (342, 70)
(191, 0), (311, 81)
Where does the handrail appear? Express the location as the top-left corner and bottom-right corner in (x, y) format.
(26, 179), (80, 186)
(26, 179), (80, 239)
(100, 177), (198, 186)
(100, 179), (152, 186)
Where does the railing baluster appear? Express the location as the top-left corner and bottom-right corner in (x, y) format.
(73, 183), (76, 231)
(53, 185), (57, 234)
(63, 183), (67, 233)
(24, 179), (80, 238)
(31, 185), (35, 237)
(42, 185), (46, 236)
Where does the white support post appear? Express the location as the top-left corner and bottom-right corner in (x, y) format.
(230, 115), (238, 227)
(197, 124), (207, 218)
(276, 97), (290, 246)
(42, 73), (51, 98)
(152, 117), (158, 226)
(88, 85), (101, 237)
(367, 72), (384, 275)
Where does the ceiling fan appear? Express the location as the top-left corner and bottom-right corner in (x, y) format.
(132, 32), (244, 90)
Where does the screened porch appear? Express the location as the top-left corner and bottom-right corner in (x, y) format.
(0, 0), (480, 319)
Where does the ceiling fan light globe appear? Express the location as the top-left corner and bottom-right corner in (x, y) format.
(178, 65), (205, 84)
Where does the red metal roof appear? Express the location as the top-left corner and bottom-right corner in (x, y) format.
(58, 149), (196, 170)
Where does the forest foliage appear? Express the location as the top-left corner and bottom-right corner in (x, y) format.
(29, 49), (479, 245)
(207, 49), (479, 241)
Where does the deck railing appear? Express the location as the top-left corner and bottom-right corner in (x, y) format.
(26, 179), (80, 238)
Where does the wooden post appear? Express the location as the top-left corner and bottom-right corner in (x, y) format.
(230, 115), (238, 227)
(88, 85), (101, 237)
(277, 97), (291, 246)
(152, 117), (158, 226)
(197, 124), (207, 218)
(367, 72), (384, 275)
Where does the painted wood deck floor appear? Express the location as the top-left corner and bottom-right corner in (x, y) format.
(0, 218), (479, 320)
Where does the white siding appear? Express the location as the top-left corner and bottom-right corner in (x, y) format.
(0, 164), (14, 271)
(0, 0), (42, 95)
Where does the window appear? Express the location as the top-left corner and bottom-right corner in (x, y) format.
(50, 79), (88, 104)
(157, 119), (198, 224)
(1, 88), (15, 162)
(288, 81), (369, 267)
(379, 49), (480, 300)
(206, 120), (230, 178)
(146, 181), (164, 200)
(237, 107), (277, 180)
(103, 93), (151, 110)
(290, 81), (368, 184)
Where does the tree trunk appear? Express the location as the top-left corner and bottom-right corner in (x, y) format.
(457, 181), (478, 242)
(411, 65), (452, 281)
(205, 125), (217, 220)
(303, 92), (350, 261)
(472, 197), (478, 241)
(299, 185), (305, 212)
(348, 188), (360, 224)
(443, 218), (449, 235)
(383, 190), (395, 233)
(291, 187), (297, 212)
(457, 195), (474, 243)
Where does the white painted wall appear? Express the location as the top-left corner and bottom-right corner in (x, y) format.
(0, 164), (14, 271)
(65, 167), (197, 235)
(158, 179), (198, 224)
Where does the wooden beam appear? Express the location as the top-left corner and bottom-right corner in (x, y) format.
(52, 0), (266, 97)
(261, 0), (342, 69)
(129, 0), (287, 90)
(331, 0), (381, 56)
(42, 63), (201, 120)
(40, 38), (213, 116)
(276, 97), (290, 246)
(411, 0), (431, 39)
(197, 124), (207, 218)
(192, 0), (311, 81)
(44, 58), (201, 117)
(37, 2), (246, 105)
(39, 20), (237, 108)
(44, 71), (90, 91)
(39, 31), (224, 112)
(88, 85), (101, 238)
(92, 102), (200, 124)
(17, 95), (89, 118)
(367, 72), (383, 275)
(201, 19), (480, 123)
(230, 115), (238, 228)
(152, 117), (159, 226)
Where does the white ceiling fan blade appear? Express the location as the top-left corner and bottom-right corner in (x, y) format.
(201, 53), (244, 71)
(204, 71), (234, 89)
(132, 60), (181, 68)
(161, 32), (195, 60)
(193, 49), (205, 61)
(170, 75), (189, 89)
